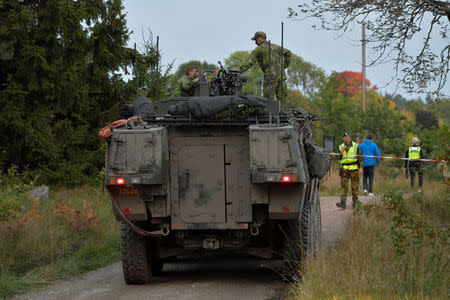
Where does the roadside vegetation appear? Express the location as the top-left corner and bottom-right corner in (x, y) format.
(1, 1), (448, 299)
(293, 166), (449, 299)
(0, 169), (119, 299)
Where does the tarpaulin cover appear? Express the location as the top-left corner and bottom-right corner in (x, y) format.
(167, 95), (267, 118)
(118, 96), (155, 121)
(134, 96), (155, 121)
(119, 104), (134, 120)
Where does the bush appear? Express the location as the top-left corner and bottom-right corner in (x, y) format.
(0, 186), (119, 298)
(0, 166), (37, 222)
(292, 183), (449, 299)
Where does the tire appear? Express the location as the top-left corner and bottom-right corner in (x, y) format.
(120, 222), (152, 284)
(281, 182), (322, 281)
(301, 185), (322, 257)
(151, 256), (164, 276)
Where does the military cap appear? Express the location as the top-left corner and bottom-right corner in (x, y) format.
(342, 131), (351, 137)
(251, 31), (267, 40)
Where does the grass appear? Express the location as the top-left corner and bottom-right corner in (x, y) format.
(0, 186), (120, 299)
(0, 164), (446, 298)
(291, 179), (449, 299)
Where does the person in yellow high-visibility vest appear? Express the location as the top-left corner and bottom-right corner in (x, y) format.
(405, 137), (424, 191)
(337, 131), (362, 209)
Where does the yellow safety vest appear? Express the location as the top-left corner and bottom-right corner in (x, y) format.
(408, 146), (421, 160)
(340, 142), (359, 170)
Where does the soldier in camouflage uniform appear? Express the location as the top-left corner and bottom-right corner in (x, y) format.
(177, 66), (199, 97)
(337, 132), (362, 209)
(239, 31), (292, 101)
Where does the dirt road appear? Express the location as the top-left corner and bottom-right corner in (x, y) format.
(14, 195), (367, 300)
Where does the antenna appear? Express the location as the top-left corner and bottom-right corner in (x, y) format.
(268, 40), (272, 99)
(133, 42), (141, 123)
(281, 22), (285, 107)
(155, 35), (159, 99)
(134, 42), (138, 96)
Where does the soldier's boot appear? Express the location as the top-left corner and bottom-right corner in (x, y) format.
(336, 196), (347, 209)
(352, 196), (360, 209)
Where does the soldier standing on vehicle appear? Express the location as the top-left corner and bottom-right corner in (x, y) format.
(239, 31), (292, 101)
(337, 132), (362, 209)
(405, 137), (424, 191)
(177, 66), (200, 97)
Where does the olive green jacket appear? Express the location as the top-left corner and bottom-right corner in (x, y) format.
(239, 41), (292, 81)
(177, 75), (197, 96)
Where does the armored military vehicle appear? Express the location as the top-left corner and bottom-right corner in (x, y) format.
(104, 62), (332, 283)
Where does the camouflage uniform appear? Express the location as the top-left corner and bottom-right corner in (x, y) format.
(239, 41), (292, 100)
(340, 169), (360, 205)
(177, 74), (197, 97)
(338, 140), (361, 207)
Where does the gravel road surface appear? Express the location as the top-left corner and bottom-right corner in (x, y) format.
(14, 195), (370, 300)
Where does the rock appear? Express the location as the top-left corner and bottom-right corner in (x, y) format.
(29, 186), (49, 201)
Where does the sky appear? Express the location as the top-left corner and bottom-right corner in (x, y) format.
(122, 0), (449, 100)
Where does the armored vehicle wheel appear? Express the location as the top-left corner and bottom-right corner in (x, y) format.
(301, 187), (322, 257)
(120, 222), (152, 284)
(282, 185), (322, 281)
(151, 257), (164, 276)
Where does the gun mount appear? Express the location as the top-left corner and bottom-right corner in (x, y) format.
(200, 61), (247, 96)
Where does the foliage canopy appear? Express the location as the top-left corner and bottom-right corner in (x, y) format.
(288, 0), (450, 96)
(0, 0), (130, 185)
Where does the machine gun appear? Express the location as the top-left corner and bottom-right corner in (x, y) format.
(206, 61), (247, 96)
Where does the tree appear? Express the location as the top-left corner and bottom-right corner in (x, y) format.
(225, 51), (327, 99)
(419, 124), (450, 162)
(286, 89), (311, 111)
(360, 90), (413, 154)
(286, 54), (326, 100)
(173, 60), (217, 79)
(130, 32), (176, 100)
(310, 73), (364, 145)
(310, 72), (412, 154)
(225, 51), (264, 97)
(434, 97), (450, 124)
(288, 1), (449, 96)
(415, 110), (439, 129)
(336, 71), (375, 97)
(0, 0), (131, 186)
(385, 93), (409, 110)
(403, 99), (426, 113)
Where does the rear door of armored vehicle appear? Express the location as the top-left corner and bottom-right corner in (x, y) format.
(168, 129), (252, 229)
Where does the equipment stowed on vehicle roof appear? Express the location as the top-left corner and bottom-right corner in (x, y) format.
(103, 61), (332, 284)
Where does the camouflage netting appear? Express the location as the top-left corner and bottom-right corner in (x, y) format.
(286, 108), (331, 179)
